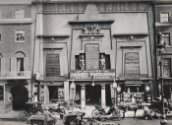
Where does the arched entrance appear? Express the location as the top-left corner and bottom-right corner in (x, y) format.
(11, 85), (28, 110)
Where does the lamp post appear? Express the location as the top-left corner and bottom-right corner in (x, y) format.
(112, 81), (117, 106)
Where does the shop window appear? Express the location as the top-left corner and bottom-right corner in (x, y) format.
(15, 30), (25, 42)
(163, 58), (171, 77)
(124, 52), (140, 75)
(46, 54), (60, 77)
(48, 86), (64, 102)
(0, 86), (3, 101)
(15, 9), (24, 19)
(160, 12), (169, 23)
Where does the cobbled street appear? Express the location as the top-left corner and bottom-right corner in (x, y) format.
(0, 119), (172, 125)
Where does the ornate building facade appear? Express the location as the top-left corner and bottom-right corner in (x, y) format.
(0, 0), (161, 113)
(33, 0), (155, 108)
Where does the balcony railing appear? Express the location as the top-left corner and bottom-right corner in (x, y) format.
(0, 71), (31, 80)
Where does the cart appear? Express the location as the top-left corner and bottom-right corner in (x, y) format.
(29, 114), (56, 125)
(63, 111), (85, 125)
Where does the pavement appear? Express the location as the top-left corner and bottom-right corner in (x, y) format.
(0, 118), (172, 125)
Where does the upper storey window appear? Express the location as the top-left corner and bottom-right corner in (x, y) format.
(15, 9), (24, 19)
(163, 58), (171, 77)
(75, 44), (111, 71)
(46, 54), (60, 77)
(15, 52), (25, 72)
(15, 30), (25, 42)
(160, 12), (169, 23)
(159, 32), (171, 46)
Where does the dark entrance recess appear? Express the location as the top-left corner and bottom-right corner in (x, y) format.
(106, 85), (112, 106)
(11, 85), (28, 110)
(86, 85), (101, 105)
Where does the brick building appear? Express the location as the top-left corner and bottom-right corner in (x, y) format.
(0, 0), (33, 112)
(155, 0), (172, 102)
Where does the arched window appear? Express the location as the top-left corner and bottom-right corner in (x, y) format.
(15, 52), (25, 72)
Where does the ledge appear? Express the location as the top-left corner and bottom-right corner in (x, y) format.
(69, 20), (114, 25)
(0, 18), (32, 24)
(79, 33), (104, 38)
(113, 33), (148, 37)
(37, 35), (70, 38)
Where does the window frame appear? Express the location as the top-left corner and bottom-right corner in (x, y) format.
(16, 57), (24, 72)
(160, 12), (169, 23)
(15, 30), (25, 43)
(163, 58), (171, 77)
(45, 53), (61, 77)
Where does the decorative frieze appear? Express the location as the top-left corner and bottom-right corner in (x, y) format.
(42, 3), (86, 14)
(97, 2), (152, 13)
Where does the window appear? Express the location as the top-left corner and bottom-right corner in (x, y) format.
(15, 9), (24, 19)
(15, 31), (25, 42)
(160, 12), (169, 23)
(46, 54), (60, 77)
(163, 58), (171, 77)
(124, 52), (140, 75)
(0, 86), (3, 101)
(160, 33), (171, 46)
(16, 57), (24, 72)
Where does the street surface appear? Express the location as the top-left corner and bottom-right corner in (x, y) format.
(0, 118), (172, 125)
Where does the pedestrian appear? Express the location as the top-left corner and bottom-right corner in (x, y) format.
(133, 105), (137, 119)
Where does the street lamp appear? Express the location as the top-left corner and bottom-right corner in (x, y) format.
(112, 80), (117, 106)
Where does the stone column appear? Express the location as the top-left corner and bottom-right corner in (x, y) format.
(44, 85), (49, 105)
(81, 85), (86, 109)
(64, 80), (69, 103)
(101, 84), (106, 108)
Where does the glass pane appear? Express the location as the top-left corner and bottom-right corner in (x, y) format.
(160, 13), (169, 22)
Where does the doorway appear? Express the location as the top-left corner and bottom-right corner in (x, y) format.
(11, 85), (28, 110)
(86, 85), (101, 105)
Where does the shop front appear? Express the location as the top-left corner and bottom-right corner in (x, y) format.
(116, 79), (152, 106)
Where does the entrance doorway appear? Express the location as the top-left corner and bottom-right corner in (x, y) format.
(86, 85), (101, 105)
(11, 85), (28, 110)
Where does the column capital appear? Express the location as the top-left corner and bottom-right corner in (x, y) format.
(101, 84), (106, 88)
(81, 84), (86, 88)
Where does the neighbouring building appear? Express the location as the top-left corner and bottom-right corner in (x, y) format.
(155, 0), (172, 102)
(0, 0), (33, 112)
(33, 0), (155, 109)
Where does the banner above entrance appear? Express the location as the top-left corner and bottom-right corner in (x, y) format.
(70, 71), (115, 81)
